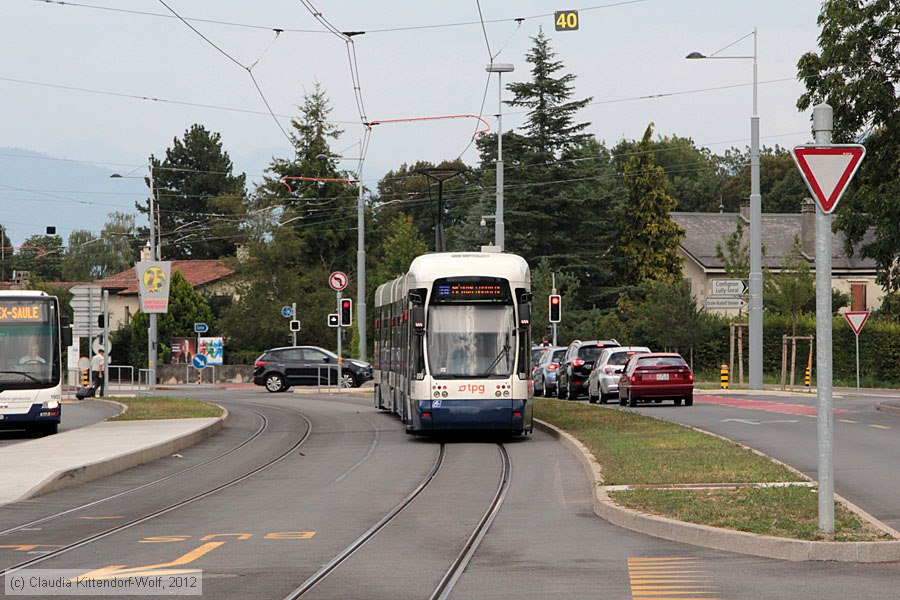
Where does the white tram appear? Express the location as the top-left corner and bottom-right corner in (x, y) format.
(373, 251), (533, 435)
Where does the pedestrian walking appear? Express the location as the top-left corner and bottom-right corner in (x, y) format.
(90, 348), (106, 396)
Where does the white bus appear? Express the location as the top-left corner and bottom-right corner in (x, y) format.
(0, 291), (72, 435)
(373, 252), (533, 435)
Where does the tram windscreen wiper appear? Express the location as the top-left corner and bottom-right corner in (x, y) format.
(481, 344), (510, 377)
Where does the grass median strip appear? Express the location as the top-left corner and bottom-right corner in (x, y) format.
(534, 398), (892, 542)
(107, 396), (224, 421)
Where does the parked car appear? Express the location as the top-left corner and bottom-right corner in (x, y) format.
(533, 346), (566, 397)
(253, 346), (373, 393)
(617, 352), (693, 407)
(557, 339), (620, 400)
(587, 346), (651, 404)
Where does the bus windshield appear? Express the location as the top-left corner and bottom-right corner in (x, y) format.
(426, 304), (515, 378)
(0, 298), (60, 391)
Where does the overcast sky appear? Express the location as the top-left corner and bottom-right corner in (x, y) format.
(2, 0), (826, 246)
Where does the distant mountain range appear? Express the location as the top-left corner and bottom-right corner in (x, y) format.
(0, 147), (147, 247)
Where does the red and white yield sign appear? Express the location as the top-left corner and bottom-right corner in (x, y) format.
(329, 271), (348, 291)
(791, 145), (865, 214)
(843, 311), (869, 335)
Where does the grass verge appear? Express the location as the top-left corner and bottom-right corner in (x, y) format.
(107, 396), (224, 421)
(534, 398), (892, 542)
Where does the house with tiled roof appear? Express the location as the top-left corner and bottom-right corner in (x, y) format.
(673, 198), (882, 314)
(93, 253), (236, 330)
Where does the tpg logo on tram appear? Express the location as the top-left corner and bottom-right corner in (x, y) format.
(457, 384), (486, 395)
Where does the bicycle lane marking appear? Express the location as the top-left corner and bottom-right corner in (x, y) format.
(696, 395), (851, 416)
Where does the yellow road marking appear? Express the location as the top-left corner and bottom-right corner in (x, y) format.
(869, 424), (891, 430)
(79, 516), (124, 520)
(0, 544), (60, 551)
(837, 419), (857, 424)
(628, 557), (721, 599)
(73, 541), (225, 580)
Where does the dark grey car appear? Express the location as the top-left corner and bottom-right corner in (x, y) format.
(253, 346), (373, 393)
(533, 346), (566, 397)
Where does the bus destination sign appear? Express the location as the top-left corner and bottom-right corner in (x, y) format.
(434, 278), (508, 302)
(0, 302), (47, 322)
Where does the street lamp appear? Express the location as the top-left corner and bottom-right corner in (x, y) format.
(485, 63), (514, 251)
(687, 28), (762, 390)
(111, 165), (158, 390)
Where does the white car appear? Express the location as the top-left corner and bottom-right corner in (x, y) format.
(587, 346), (651, 404)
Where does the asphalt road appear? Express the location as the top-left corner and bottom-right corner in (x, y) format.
(0, 387), (897, 599)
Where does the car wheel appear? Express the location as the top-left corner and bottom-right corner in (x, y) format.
(599, 392), (609, 405)
(588, 387), (598, 404)
(618, 391), (627, 406)
(557, 380), (568, 399)
(568, 382), (577, 400)
(628, 389), (637, 407)
(684, 393), (694, 406)
(264, 373), (286, 393)
(340, 372), (357, 388)
(674, 397), (683, 406)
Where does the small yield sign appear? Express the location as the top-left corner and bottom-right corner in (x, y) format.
(844, 311), (870, 392)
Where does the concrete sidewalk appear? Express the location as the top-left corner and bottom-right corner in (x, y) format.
(0, 415), (226, 506)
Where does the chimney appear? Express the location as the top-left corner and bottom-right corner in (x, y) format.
(739, 198), (750, 223)
(801, 197), (815, 256)
(140, 242), (152, 262)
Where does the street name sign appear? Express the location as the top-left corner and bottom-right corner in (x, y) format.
(194, 322), (208, 334)
(791, 145), (865, 214)
(711, 279), (746, 296)
(705, 297), (747, 310)
(843, 311), (869, 335)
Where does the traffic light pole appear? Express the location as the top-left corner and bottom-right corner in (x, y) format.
(552, 273), (558, 346)
(336, 291), (342, 367)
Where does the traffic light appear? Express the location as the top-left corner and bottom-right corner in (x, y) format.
(289, 319), (301, 332)
(549, 294), (561, 323)
(97, 314), (105, 328)
(328, 314), (339, 327)
(340, 299), (353, 327)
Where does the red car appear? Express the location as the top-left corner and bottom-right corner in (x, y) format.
(617, 352), (693, 407)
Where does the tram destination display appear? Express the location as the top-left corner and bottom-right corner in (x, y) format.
(0, 300), (49, 323)
(433, 278), (510, 302)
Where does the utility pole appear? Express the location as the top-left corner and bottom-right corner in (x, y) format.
(148, 164), (158, 391)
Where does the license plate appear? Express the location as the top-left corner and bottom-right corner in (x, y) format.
(656, 373), (669, 381)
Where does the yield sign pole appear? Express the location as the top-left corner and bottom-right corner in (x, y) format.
(844, 311), (869, 393)
(793, 104), (866, 534)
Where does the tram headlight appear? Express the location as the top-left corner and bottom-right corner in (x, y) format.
(503, 391), (510, 397)
(441, 391), (448, 398)
(434, 391), (441, 398)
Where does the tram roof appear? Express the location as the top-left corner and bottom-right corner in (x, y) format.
(407, 252), (529, 282)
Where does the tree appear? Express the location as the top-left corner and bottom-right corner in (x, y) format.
(715, 220), (750, 279)
(618, 124), (685, 286)
(146, 124), (247, 260)
(371, 214), (427, 285)
(718, 146), (808, 214)
(764, 236), (815, 335)
(13, 234), (63, 281)
(62, 212), (140, 281)
(0, 224), (13, 281)
(797, 0), (900, 290)
(630, 279), (706, 353)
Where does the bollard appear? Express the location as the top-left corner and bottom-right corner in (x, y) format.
(197, 369), (202, 385)
(805, 357), (811, 388)
(720, 364), (729, 389)
(82, 369), (89, 387)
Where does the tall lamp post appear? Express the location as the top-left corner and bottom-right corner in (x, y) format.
(485, 63), (514, 251)
(111, 165), (158, 390)
(687, 28), (762, 390)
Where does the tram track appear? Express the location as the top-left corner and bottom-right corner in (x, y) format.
(285, 442), (512, 600)
(0, 402), (313, 576)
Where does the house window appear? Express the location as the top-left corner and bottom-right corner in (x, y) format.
(850, 283), (867, 312)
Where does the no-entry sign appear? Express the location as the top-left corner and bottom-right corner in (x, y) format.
(792, 145), (865, 214)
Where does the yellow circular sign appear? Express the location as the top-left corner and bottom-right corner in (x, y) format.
(143, 266), (167, 293)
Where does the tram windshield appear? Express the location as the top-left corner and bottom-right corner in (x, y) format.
(0, 298), (61, 391)
(426, 305), (515, 378)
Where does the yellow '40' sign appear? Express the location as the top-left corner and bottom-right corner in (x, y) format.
(554, 10), (579, 31)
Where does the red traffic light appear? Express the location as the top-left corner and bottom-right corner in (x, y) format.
(340, 299), (353, 326)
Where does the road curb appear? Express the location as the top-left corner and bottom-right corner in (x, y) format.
(534, 418), (900, 562)
(20, 408), (230, 502)
(875, 401), (900, 417)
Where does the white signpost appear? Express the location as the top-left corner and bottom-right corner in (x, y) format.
(843, 311), (869, 393)
(711, 279), (747, 296)
(704, 297), (747, 310)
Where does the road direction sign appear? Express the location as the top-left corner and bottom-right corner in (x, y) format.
(281, 306), (293, 318)
(843, 311), (869, 335)
(791, 145), (865, 214)
(705, 297), (747, 310)
(192, 354), (208, 370)
(329, 271), (348, 291)
(711, 279), (747, 296)
(194, 322), (208, 334)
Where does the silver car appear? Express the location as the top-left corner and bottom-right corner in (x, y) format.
(533, 346), (566, 397)
(587, 346), (651, 404)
